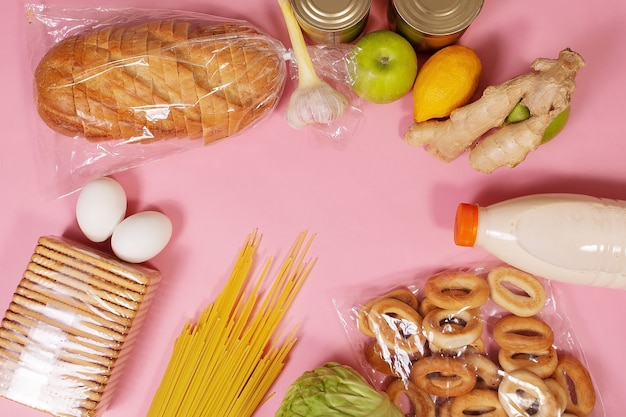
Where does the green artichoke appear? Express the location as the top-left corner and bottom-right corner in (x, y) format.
(276, 362), (404, 417)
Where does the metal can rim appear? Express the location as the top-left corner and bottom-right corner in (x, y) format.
(291, 0), (372, 32)
(391, 0), (484, 36)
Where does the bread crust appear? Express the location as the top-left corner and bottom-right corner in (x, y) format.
(34, 19), (285, 143)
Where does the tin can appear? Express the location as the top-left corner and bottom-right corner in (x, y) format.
(291, 0), (372, 44)
(388, 0), (483, 52)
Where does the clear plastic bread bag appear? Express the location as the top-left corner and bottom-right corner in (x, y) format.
(333, 261), (606, 416)
(24, 4), (288, 198)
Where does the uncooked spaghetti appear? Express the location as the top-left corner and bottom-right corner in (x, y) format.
(146, 230), (316, 417)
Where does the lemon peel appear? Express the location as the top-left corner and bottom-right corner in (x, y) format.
(412, 45), (482, 122)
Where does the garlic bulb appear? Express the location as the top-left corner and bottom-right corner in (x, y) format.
(277, 0), (349, 129)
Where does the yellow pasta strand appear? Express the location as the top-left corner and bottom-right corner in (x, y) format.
(146, 230), (316, 417)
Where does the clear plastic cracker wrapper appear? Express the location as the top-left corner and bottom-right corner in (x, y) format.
(334, 262), (606, 417)
(24, 4), (288, 198)
(0, 235), (161, 417)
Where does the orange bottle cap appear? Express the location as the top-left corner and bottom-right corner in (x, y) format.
(454, 203), (479, 247)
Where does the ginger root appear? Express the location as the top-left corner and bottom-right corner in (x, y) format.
(404, 48), (585, 173)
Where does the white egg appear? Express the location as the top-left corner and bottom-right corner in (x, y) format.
(76, 177), (127, 243)
(111, 211), (172, 263)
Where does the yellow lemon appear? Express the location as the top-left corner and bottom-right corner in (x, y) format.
(412, 45), (482, 122)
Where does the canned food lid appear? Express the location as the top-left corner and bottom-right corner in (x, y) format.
(393, 0), (484, 35)
(292, 0), (372, 32)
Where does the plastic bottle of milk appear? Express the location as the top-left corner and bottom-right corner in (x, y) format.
(454, 193), (626, 289)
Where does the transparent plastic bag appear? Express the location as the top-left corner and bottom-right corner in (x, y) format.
(284, 43), (364, 145)
(24, 4), (288, 198)
(334, 261), (606, 417)
(0, 235), (161, 417)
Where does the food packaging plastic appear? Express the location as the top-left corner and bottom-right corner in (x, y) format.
(333, 261), (606, 416)
(0, 235), (161, 417)
(284, 43), (364, 145)
(24, 4), (288, 198)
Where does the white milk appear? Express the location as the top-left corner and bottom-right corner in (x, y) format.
(454, 193), (626, 289)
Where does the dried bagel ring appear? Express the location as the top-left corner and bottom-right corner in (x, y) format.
(356, 296), (381, 337)
(450, 389), (507, 417)
(363, 339), (417, 378)
(487, 266), (547, 317)
(368, 298), (426, 355)
(464, 353), (502, 389)
(497, 346), (558, 378)
(544, 377), (569, 414)
(493, 315), (554, 353)
(386, 378), (436, 417)
(356, 287), (418, 337)
(417, 296), (439, 317)
(424, 271), (489, 310)
(429, 337), (485, 357)
(553, 355), (596, 417)
(419, 289), (471, 317)
(498, 369), (558, 417)
(410, 355), (476, 397)
(422, 308), (483, 349)
(383, 287), (419, 310)
(438, 400), (453, 417)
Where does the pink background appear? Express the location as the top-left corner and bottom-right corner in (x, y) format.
(2, 0), (626, 415)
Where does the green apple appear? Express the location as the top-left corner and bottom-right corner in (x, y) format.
(504, 102), (570, 143)
(348, 30), (418, 104)
(541, 106), (570, 143)
(504, 101), (531, 125)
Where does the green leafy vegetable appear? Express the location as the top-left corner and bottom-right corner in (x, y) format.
(276, 362), (403, 417)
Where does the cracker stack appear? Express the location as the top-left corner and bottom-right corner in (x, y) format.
(0, 236), (161, 417)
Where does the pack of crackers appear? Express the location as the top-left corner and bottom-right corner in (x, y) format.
(0, 235), (161, 417)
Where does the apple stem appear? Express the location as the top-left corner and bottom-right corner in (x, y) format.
(277, 0), (349, 129)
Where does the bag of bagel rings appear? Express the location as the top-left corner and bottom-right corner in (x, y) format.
(333, 262), (606, 417)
